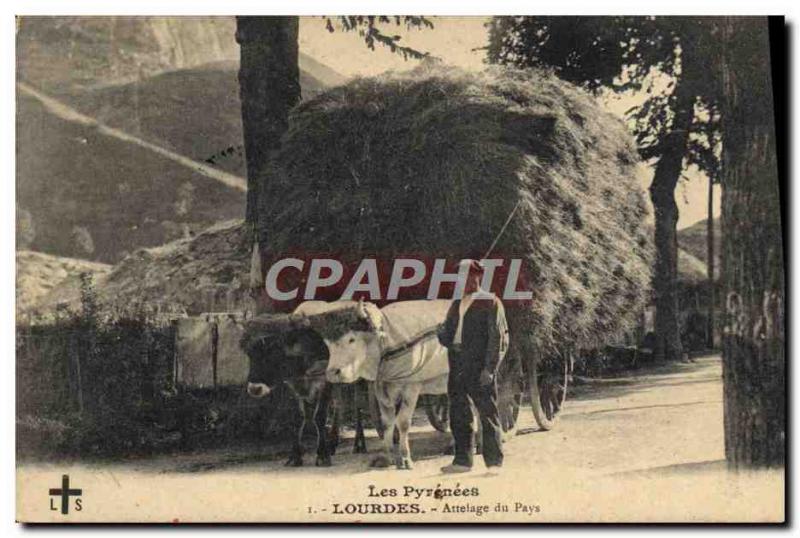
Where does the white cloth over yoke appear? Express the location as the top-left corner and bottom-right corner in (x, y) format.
(377, 300), (452, 394)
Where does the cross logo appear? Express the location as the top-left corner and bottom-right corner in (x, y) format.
(49, 475), (82, 515)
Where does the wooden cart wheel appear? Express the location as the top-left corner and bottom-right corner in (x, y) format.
(496, 355), (524, 441)
(528, 353), (569, 431)
(424, 394), (450, 432)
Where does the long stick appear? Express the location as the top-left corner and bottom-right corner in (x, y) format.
(482, 200), (522, 260)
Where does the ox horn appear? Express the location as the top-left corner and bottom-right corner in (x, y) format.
(357, 297), (381, 332)
(357, 297), (368, 319)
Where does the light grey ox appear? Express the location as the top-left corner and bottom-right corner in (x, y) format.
(323, 299), (452, 470)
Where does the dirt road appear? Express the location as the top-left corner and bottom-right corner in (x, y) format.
(17, 355), (784, 522)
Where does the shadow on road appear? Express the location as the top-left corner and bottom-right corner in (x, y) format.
(606, 459), (727, 478)
(569, 355), (721, 404)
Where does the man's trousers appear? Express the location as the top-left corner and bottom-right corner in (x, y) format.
(447, 361), (504, 468)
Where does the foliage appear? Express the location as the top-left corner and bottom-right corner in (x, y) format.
(17, 273), (298, 458)
(486, 16), (722, 183)
(487, 17), (725, 362)
(17, 274), (177, 457)
(324, 16), (435, 60)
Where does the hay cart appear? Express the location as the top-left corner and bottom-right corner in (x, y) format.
(256, 67), (652, 439)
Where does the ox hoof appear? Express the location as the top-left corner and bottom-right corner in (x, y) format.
(315, 455), (332, 467)
(369, 454), (392, 468)
(285, 455), (304, 467)
(396, 457), (414, 470)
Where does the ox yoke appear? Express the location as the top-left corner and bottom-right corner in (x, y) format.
(372, 300), (452, 394)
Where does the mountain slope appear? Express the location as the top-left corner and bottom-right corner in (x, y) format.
(17, 16), (346, 92)
(16, 92), (247, 263)
(58, 60), (332, 176)
(17, 16), (239, 91)
(15, 56), (334, 263)
(677, 248), (710, 286)
(677, 218), (721, 270)
(16, 16), (346, 263)
(16, 250), (111, 317)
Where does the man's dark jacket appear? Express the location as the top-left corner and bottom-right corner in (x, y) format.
(438, 294), (509, 372)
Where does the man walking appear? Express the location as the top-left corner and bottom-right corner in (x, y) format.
(438, 260), (509, 473)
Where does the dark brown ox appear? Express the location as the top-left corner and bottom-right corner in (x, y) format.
(241, 302), (367, 466)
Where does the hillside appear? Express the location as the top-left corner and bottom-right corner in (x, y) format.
(17, 16), (238, 91)
(35, 220), (253, 317)
(16, 58), (336, 261)
(677, 218), (720, 270)
(58, 60), (333, 177)
(677, 248), (711, 287)
(16, 92), (247, 263)
(17, 16), (346, 92)
(16, 16), (345, 263)
(16, 250), (111, 318)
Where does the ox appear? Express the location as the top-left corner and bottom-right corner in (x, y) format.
(324, 299), (452, 470)
(242, 302), (367, 467)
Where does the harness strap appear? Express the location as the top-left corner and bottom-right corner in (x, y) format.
(380, 326), (440, 362)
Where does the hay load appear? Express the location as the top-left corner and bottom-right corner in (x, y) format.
(258, 65), (653, 355)
(32, 220), (254, 317)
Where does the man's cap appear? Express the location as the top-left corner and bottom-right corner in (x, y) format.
(459, 259), (485, 275)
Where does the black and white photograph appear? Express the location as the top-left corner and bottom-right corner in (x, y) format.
(10, 11), (787, 523)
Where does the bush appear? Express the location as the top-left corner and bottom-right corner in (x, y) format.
(17, 274), (178, 457)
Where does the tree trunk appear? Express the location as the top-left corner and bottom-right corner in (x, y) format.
(720, 17), (784, 468)
(236, 16), (301, 227)
(707, 178), (715, 349)
(649, 67), (695, 362)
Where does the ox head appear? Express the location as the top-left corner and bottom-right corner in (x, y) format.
(243, 324), (328, 399)
(321, 299), (384, 384)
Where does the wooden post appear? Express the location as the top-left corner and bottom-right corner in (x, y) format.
(72, 332), (84, 415)
(707, 180), (716, 349)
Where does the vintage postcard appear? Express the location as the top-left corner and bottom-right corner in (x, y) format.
(15, 15), (785, 523)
